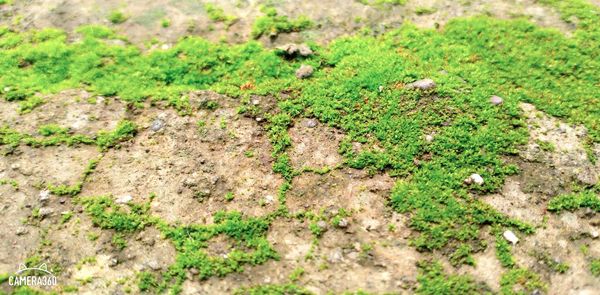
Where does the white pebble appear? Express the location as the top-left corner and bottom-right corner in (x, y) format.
(490, 95), (503, 105)
(470, 173), (484, 185)
(503, 230), (519, 245)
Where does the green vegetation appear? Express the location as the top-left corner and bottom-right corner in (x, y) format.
(160, 18), (170, 28)
(591, 259), (600, 277)
(500, 268), (546, 295)
(205, 3), (237, 27)
(547, 192), (600, 213)
(415, 7), (437, 15)
(234, 283), (312, 295)
(108, 10), (128, 24)
(251, 6), (313, 39)
(357, 0), (407, 7)
(1, 0), (599, 292)
(46, 157), (100, 196)
(495, 231), (515, 268)
(416, 261), (489, 294)
(0, 178), (18, 189)
(0, 120), (136, 153)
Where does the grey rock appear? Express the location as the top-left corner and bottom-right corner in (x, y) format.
(337, 218), (349, 228)
(150, 119), (165, 132)
(406, 79), (436, 90)
(278, 43), (313, 57)
(115, 195), (133, 204)
(363, 219), (380, 232)
(38, 208), (54, 218)
(576, 168), (598, 186)
(146, 260), (161, 271)
(490, 95), (504, 105)
(295, 64), (314, 79)
(108, 257), (118, 267)
(317, 220), (328, 230)
(327, 248), (343, 263)
(305, 119), (318, 128)
(16, 227), (28, 236)
(39, 190), (50, 202)
(264, 195), (275, 205)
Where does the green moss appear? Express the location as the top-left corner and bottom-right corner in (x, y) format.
(205, 3), (237, 27)
(108, 10), (128, 24)
(535, 139), (555, 152)
(18, 96), (44, 114)
(547, 192), (600, 213)
(0, 0), (598, 275)
(251, 6), (313, 39)
(591, 259), (600, 277)
(0, 178), (19, 189)
(500, 268), (546, 295)
(234, 283), (312, 295)
(160, 18), (170, 28)
(96, 120), (137, 149)
(415, 7), (437, 15)
(495, 231), (515, 268)
(78, 196), (152, 232)
(416, 261), (490, 294)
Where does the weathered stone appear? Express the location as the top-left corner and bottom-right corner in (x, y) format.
(295, 64), (314, 79)
(406, 79), (436, 90)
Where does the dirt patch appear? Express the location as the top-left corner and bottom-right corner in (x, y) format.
(288, 118), (344, 169)
(81, 92), (282, 224)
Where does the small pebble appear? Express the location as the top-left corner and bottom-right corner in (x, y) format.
(38, 208), (54, 218)
(150, 119), (165, 132)
(305, 119), (318, 128)
(465, 173), (484, 185)
(264, 195), (275, 205)
(337, 218), (349, 228)
(490, 95), (503, 105)
(16, 227), (28, 236)
(503, 230), (519, 245)
(146, 260), (161, 271)
(115, 195), (133, 204)
(295, 64), (314, 79)
(317, 220), (328, 230)
(39, 190), (50, 202)
(406, 79), (436, 90)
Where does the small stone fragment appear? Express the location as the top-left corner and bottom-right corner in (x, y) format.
(116, 195), (133, 204)
(150, 119), (165, 132)
(16, 227), (28, 236)
(406, 79), (436, 90)
(337, 218), (349, 228)
(363, 219), (381, 232)
(317, 220), (328, 230)
(503, 230), (519, 245)
(295, 64), (314, 79)
(305, 119), (318, 128)
(490, 95), (503, 105)
(38, 208), (54, 218)
(425, 134), (434, 142)
(465, 173), (484, 185)
(39, 190), (50, 202)
(327, 248), (343, 263)
(146, 260), (161, 271)
(264, 195), (275, 205)
(278, 43), (313, 57)
(591, 230), (599, 239)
